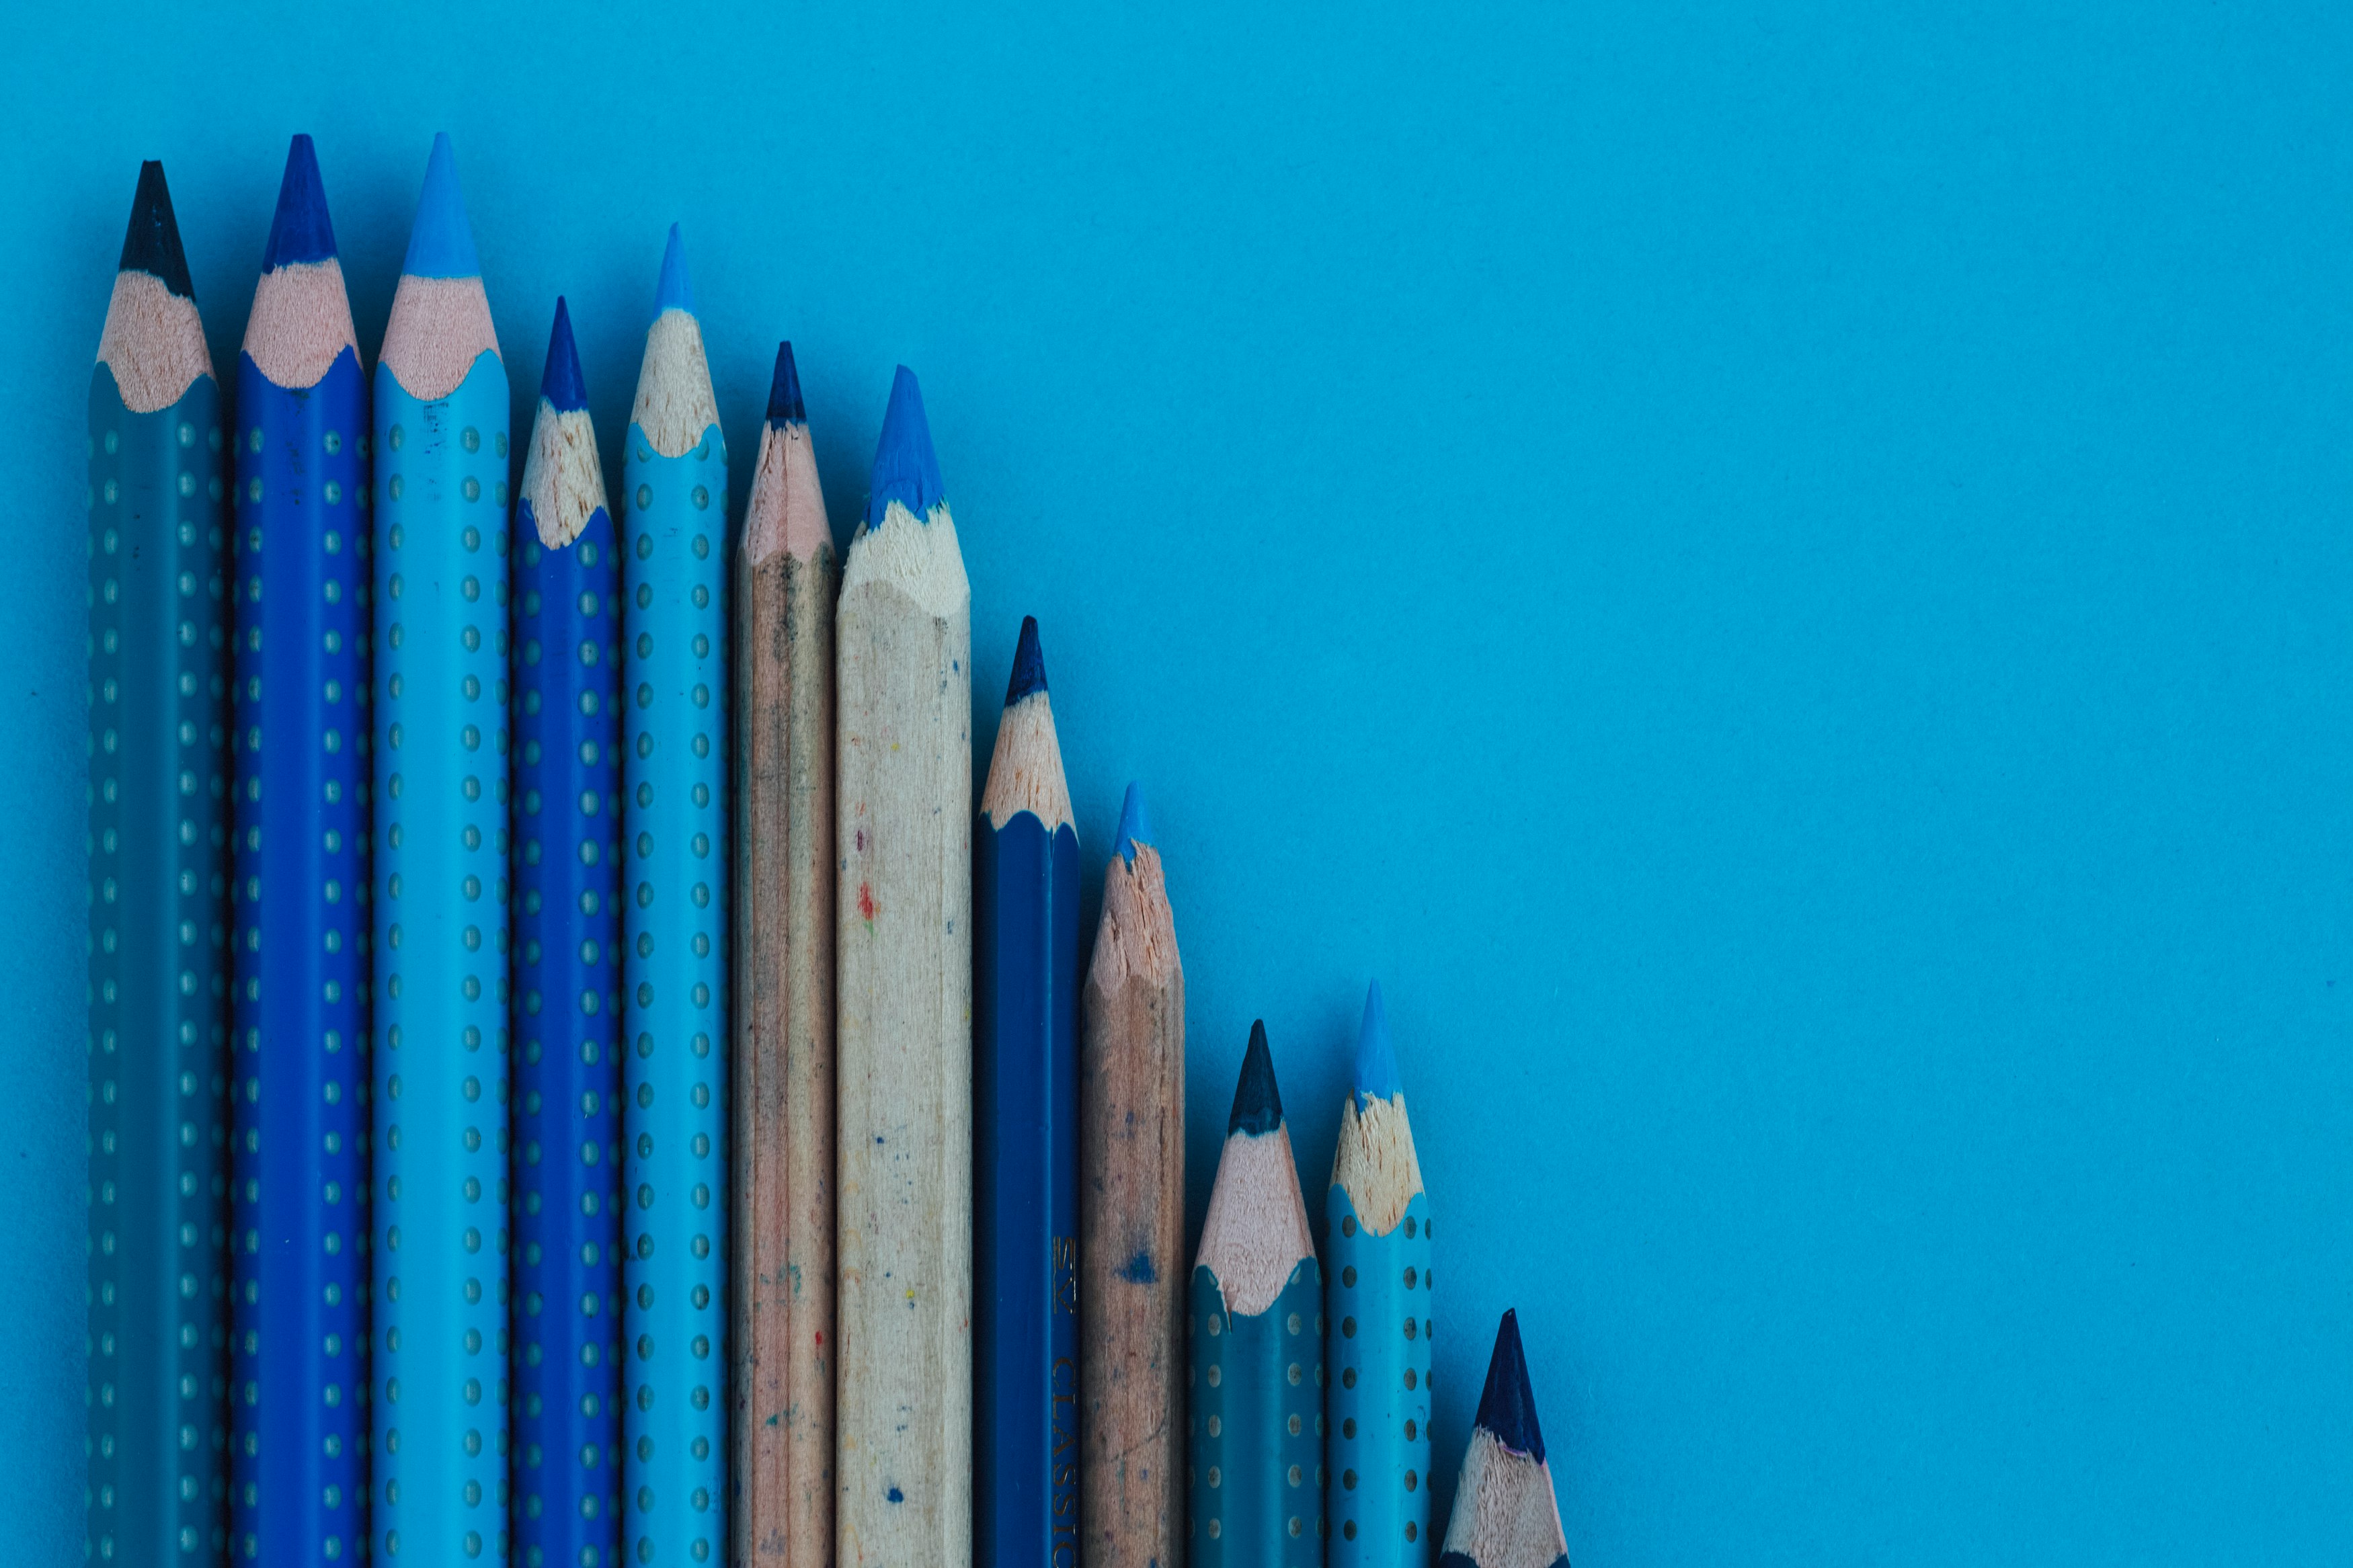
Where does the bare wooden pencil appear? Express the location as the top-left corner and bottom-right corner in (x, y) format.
(733, 342), (838, 1568)
(1079, 784), (1186, 1568)
(835, 365), (972, 1568)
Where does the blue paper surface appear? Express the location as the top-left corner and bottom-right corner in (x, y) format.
(1, 3), (2349, 1564)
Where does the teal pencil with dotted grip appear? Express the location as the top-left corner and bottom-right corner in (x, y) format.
(1326, 981), (1433, 1567)
(1190, 1021), (1326, 1567)
(370, 133), (514, 1566)
(619, 224), (729, 1568)
(86, 160), (232, 1568)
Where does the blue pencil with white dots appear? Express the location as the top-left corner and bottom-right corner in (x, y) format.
(86, 159), (231, 1568)
(371, 131), (514, 1565)
(1327, 981), (1433, 1567)
(620, 224), (729, 1568)
(513, 295), (625, 1568)
(230, 132), (371, 1567)
(1436, 1312), (1570, 1568)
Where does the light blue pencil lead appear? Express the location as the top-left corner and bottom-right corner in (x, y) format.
(401, 132), (481, 280)
(1113, 782), (1152, 866)
(655, 222), (695, 317)
(1353, 980), (1402, 1105)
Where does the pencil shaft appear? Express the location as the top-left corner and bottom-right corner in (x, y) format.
(1326, 1188), (1432, 1564)
(1188, 1262), (1325, 1567)
(1078, 856), (1185, 1568)
(372, 354), (513, 1562)
(974, 810), (1082, 1568)
(835, 530), (972, 1568)
(87, 366), (230, 1567)
(620, 420), (730, 1565)
(731, 539), (838, 1565)
(230, 345), (370, 1563)
(514, 511), (626, 1566)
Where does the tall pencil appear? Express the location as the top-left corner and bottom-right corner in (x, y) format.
(371, 130), (512, 1565)
(1078, 784), (1185, 1568)
(1328, 981), (1431, 1565)
(974, 615), (1082, 1568)
(86, 159), (230, 1568)
(1190, 1022), (1324, 1567)
(835, 364), (972, 1568)
(514, 296), (624, 1568)
(731, 341), (836, 1568)
(621, 224), (730, 1568)
(230, 132), (370, 1566)
(1436, 1313), (1570, 1568)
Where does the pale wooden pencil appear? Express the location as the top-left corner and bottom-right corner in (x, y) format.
(1079, 783), (1186, 1568)
(733, 341), (838, 1568)
(835, 365), (973, 1568)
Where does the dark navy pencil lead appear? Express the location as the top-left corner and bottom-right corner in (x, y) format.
(1228, 1021), (1284, 1137)
(119, 161), (193, 298)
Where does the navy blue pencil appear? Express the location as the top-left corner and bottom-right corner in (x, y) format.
(229, 134), (371, 1565)
(973, 616), (1082, 1568)
(513, 296), (625, 1568)
(1436, 1312), (1570, 1568)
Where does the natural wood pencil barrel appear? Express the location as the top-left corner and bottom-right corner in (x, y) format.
(1080, 788), (1186, 1568)
(733, 344), (838, 1568)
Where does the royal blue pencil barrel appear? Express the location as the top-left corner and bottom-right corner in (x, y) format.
(229, 132), (372, 1565)
(513, 296), (625, 1568)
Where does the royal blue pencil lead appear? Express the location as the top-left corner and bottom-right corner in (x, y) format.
(766, 340), (805, 427)
(1006, 614), (1049, 702)
(1437, 1311), (1570, 1568)
(1112, 781), (1151, 867)
(261, 133), (336, 267)
(541, 296), (589, 413)
(866, 364), (945, 523)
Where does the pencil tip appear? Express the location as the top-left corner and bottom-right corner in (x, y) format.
(1113, 782), (1152, 866)
(1228, 1021), (1285, 1137)
(1353, 981), (1402, 1104)
(262, 134), (337, 270)
(766, 341), (805, 427)
(401, 131), (481, 279)
(118, 160), (193, 299)
(540, 297), (588, 413)
(655, 222), (695, 317)
(1474, 1309), (1548, 1462)
(1005, 616), (1048, 706)
(865, 364), (945, 526)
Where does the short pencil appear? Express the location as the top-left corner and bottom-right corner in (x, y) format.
(85, 159), (231, 1568)
(620, 224), (731, 1568)
(731, 341), (836, 1568)
(371, 132), (512, 1563)
(974, 615), (1082, 1568)
(230, 132), (370, 1566)
(1436, 1311), (1570, 1568)
(1078, 784), (1185, 1568)
(514, 295), (625, 1568)
(1189, 1021), (1324, 1567)
(1327, 981), (1433, 1565)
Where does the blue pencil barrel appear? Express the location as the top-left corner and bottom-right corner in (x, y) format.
(1189, 1261), (1326, 1567)
(1326, 1190), (1433, 1563)
(372, 359), (514, 1562)
(619, 419), (729, 1565)
(973, 809), (1083, 1568)
(86, 366), (231, 1566)
(513, 502), (625, 1568)
(229, 345), (371, 1564)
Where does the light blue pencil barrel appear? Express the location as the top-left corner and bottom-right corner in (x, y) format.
(371, 132), (514, 1565)
(1326, 981), (1433, 1565)
(230, 133), (372, 1567)
(619, 224), (729, 1567)
(513, 295), (625, 1568)
(86, 159), (231, 1568)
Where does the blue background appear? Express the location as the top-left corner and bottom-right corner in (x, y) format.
(2, 2), (2347, 1561)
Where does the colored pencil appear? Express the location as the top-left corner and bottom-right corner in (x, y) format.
(230, 132), (370, 1565)
(835, 364), (973, 1568)
(370, 130), (512, 1565)
(1189, 1022), (1324, 1567)
(514, 295), (625, 1568)
(1437, 1313), (1569, 1568)
(85, 159), (230, 1568)
(620, 224), (731, 1568)
(1078, 783), (1185, 1568)
(974, 615), (1082, 1568)
(1328, 981), (1432, 1565)
(731, 341), (836, 1568)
